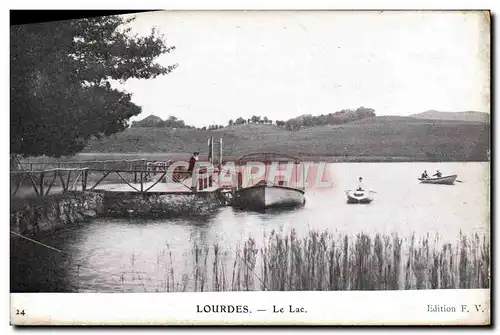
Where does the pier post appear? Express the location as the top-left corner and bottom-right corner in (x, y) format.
(219, 138), (223, 167)
(190, 171), (197, 192)
(198, 173), (204, 191)
(140, 172), (144, 192)
(237, 172), (243, 189)
(82, 169), (88, 191)
(39, 172), (45, 197)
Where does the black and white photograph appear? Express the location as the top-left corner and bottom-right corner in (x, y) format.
(9, 9), (491, 325)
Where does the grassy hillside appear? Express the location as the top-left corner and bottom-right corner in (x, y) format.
(81, 117), (490, 162)
(410, 110), (490, 123)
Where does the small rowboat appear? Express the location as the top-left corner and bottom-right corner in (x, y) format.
(345, 190), (375, 204)
(417, 174), (457, 185)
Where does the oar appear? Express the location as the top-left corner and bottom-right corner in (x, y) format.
(456, 179), (464, 183)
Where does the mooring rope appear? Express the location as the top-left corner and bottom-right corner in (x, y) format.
(10, 231), (64, 253)
(10, 230), (128, 289)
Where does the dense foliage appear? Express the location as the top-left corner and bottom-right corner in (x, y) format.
(132, 107), (376, 130)
(131, 115), (195, 129)
(275, 107), (376, 130)
(11, 15), (176, 157)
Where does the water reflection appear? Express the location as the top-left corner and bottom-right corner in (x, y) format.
(10, 162), (490, 292)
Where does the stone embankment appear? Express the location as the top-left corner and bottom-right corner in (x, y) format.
(102, 192), (223, 218)
(10, 192), (104, 235)
(10, 190), (227, 235)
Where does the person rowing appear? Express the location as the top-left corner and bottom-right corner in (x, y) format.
(433, 170), (442, 178)
(421, 170), (429, 179)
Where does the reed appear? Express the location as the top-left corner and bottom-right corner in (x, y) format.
(120, 229), (489, 292)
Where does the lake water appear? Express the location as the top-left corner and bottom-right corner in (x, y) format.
(11, 162), (490, 292)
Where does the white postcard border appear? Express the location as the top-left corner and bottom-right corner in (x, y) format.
(10, 290), (490, 325)
(4, 0), (497, 331)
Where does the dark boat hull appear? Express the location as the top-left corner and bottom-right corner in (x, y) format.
(233, 185), (305, 209)
(346, 190), (374, 204)
(417, 175), (457, 185)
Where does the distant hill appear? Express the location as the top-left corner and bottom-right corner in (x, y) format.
(83, 116), (490, 162)
(410, 110), (489, 123)
(346, 115), (489, 126)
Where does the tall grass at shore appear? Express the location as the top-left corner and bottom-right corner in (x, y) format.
(116, 230), (489, 292)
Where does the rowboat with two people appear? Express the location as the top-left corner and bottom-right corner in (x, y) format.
(418, 169), (458, 185)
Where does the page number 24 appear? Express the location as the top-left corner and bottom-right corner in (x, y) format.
(16, 309), (25, 316)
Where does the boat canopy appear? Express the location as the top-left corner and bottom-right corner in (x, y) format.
(235, 152), (302, 165)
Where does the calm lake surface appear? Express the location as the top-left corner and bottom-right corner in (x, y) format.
(11, 162), (490, 292)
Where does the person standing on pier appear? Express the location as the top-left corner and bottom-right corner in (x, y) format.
(188, 152), (199, 173)
(188, 152), (201, 191)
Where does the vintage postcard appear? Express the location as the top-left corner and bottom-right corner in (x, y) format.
(9, 10), (490, 326)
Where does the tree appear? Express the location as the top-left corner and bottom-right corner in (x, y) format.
(164, 116), (187, 128)
(131, 115), (163, 128)
(228, 119), (234, 126)
(234, 117), (245, 125)
(278, 107), (376, 131)
(263, 116), (269, 124)
(130, 115), (192, 129)
(11, 15), (177, 157)
(285, 119), (300, 131)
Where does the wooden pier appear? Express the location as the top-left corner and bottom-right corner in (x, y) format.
(11, 161), (223, 199)
(87, 168), (220, 195)
(11, 168), (90, 198)
(11, 137), (226, 199)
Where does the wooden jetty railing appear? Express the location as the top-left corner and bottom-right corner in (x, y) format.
(15, 159), (177, 185)
(87, 167), (217, 194)
(11, 168), (89, 198)
(16, 159), (149, 171)
(11, 159), (223, 197)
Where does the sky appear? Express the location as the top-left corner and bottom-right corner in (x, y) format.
(114, 10), (490, 128)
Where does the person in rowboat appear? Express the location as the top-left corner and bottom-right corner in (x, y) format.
(433, 170), (442, 178)
(356, 177), (364, 191)
(421, 170), (429, 179)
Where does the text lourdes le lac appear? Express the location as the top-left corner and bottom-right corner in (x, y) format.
(196, 305), (307, 314)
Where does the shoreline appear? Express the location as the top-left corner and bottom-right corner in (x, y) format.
(23, 152), (490, 164)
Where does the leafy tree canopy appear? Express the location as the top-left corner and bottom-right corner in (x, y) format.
(278, 107), (376, 130)
(11, 15), (177, 157)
